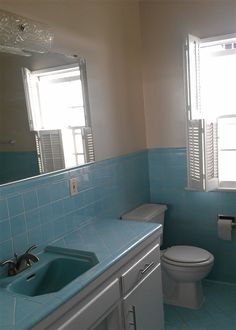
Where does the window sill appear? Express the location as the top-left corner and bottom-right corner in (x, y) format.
(216, 187), (236, 192)
(185, 186), (236, 192)
(218, 181), (236, 191)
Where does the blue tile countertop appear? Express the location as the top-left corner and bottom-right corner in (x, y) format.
(0, 218), (162, 329)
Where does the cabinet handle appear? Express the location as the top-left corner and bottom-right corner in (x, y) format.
(128, 305), (137, 330)
(140, 262), (154, 276)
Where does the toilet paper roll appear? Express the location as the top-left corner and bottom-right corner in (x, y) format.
(217, 219), (232, 240)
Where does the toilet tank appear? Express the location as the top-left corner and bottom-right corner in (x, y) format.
(121, 203), (167, 245)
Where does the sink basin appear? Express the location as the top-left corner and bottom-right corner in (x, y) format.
(7, 247), (98, 297)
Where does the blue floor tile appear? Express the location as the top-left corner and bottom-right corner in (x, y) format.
(164, 280), (236, 330)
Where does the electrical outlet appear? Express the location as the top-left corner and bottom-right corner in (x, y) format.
(69, 177), (78, 196)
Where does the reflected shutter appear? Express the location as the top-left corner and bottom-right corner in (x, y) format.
(82, 127), (95, 163)
(36, 130), (65, 173)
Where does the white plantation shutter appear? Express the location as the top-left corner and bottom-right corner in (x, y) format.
(36, 130), (65, 173)
(185, 34), (218, 191)
(187, 119), (205, 190)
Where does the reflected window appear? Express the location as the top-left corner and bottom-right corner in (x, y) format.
(22, 62), (94, 173)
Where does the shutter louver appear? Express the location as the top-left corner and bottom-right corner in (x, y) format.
(37, 130), (65, 173)
(187, 119), (205, 190)
(82, 127), (95, 163)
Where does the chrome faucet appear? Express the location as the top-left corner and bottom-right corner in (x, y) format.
(0, 245), (39, 276)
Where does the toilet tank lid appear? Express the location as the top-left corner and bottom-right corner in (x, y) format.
(121, 203), (167, 221)
(163, 246), (212, 263)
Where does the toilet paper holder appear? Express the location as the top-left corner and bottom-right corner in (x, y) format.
(218, 215), (235, 228)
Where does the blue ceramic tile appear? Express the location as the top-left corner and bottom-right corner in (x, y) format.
(37, 185), (51, 206)
(0, 150), (150, 263)
(0, 293), (16, 326)
(0, 220), (11, 243)
(28, 225), (43, 246)
(165, 281), (236, 330)
(10, 214), (26, 237)
(63, 197), (76, 214)
(78, 172), (93, 191)
(50, 180), (68, 200)
(0, 239), (13, 260)
(12, 232), (29, 255)
(0, 217), (160, 329)
(7, 194), (24, 217)
(0, 198), (8, 220)
(41, 222), (54, 243)
(52, 200), (65, 220)
(72, 193), (84, 210)
(25, 208), (41, 230)
(53, 217), (66, 238)
(23, 189), (38, 211)
(149, 147), (236, 282)
(39, 204), (53, 225)
(14, 297), (42, 325)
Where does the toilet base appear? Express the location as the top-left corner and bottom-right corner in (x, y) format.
(162, 270), (205, 309)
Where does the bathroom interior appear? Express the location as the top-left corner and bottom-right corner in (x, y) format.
(0, 0), (236, 329)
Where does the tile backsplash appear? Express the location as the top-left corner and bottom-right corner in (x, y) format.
(0, 151), (150, 262)
(3, 146), (236, 283)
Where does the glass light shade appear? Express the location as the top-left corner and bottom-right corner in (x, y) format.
(0, 10), (54, 54)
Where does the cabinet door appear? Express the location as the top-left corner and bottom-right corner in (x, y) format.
(46, 279), (120, 330)
(123, 264), (164, 330)
(92, 303), (122, 330)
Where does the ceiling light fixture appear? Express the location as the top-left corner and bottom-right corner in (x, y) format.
(0, 10), (54, 56)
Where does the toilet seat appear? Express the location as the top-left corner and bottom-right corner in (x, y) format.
(162, 246), (214, 267)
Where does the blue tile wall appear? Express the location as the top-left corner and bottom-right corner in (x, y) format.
(3, 146), (235, 283)
(148, 147), (236, 283)
(0, 152), (39, 184)
(0, 151), (150, 265)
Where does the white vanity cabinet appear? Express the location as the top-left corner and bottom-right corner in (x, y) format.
(33, 233), (164, 330)
(122, 244), (164, 330)
(123, 265), (163, 330)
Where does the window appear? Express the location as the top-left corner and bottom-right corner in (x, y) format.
(22, 61), (94, 174)
(185, 33), (236, 191)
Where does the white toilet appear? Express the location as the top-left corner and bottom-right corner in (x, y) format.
(121, 203), (214, 309)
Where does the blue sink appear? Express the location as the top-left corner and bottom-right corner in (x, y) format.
(6, 246), (98, 297)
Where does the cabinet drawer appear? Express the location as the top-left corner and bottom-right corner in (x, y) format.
(121, 243), (160, 295)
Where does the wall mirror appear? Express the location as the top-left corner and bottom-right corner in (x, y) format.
(0, 51), (95, 185)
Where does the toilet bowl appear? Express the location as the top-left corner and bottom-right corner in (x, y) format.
(121, 204), (214, 309)
(161, 245), (214, 309)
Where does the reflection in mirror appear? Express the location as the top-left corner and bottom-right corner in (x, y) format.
(0, 52), (94, 185)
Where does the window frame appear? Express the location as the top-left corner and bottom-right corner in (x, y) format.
(185, 33), (236, 191)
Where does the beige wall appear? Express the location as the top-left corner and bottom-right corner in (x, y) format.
(1, 1), (236, 154)
(0, 53), (36, 152)
(140, 0), (236, 148)
(0, 0), (146, 160)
